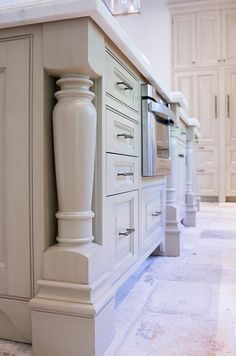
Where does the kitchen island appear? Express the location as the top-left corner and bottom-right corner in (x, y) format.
(0, 1), (198, 355)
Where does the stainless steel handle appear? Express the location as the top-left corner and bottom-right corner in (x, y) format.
(181, 132), (186, 135)
(117, 172), (134, 177)
(215, 96), (217, 119)
(192, 61), (196, 64)
(148, 102), (176, 122)
(179, 154), (184, 158)
(116, 81), (133, 91)
(117, 133), (134, 139)
(197, 169), (205, 173)
(119, 228), (135, 237)
(152, 212), (162, 217)
(227, 95), (230, 118)
(199, 146), (204, 149)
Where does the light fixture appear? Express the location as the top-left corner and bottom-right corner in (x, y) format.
(103, 0), (140, 15)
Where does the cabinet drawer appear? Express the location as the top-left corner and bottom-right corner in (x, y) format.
(197, 145), (218, 168)
(106, 154), (139, 196)
(197, 168), (218, 196)
(141, 185), (164, 253)
(106, 108), (139, 157)
(105, 49), (140, 114)
(106, 191), (138, 283)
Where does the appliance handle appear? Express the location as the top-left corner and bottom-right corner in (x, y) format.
(148, 102), (176, 124)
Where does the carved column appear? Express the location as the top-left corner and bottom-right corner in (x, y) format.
(30, 74), (114, 356)
(165, 126), (181, 257)
(183, 124), (199, 227)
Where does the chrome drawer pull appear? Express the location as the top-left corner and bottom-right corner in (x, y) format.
(199, 146), (204, 149)
(117, 172), (134, 177)
(119, 228), (135, 237)
(179, 154), (184, 158)
(152, 212), (162, 217)
(116, 81), (133, 91)
(117, 133), (134, 139)
(181, 132), (186, 135)
(197, 169), (205, 173)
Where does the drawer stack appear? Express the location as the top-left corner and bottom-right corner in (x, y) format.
(105, 47), (141, 284)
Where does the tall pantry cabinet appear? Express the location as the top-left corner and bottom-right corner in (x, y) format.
(170, 1), (236, 201)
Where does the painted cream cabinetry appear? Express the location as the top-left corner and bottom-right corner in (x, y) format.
(170, 0), (236, 201)
(166, 97), (200, 256)
(172, 8), (236, 69)
(0, 15), (167, 356)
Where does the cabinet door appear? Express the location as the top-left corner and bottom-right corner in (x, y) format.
(172, 13), (196, 68)
(106, 191), (138, 284)
(173, 72), (197, 117)
(141, 185), (164, 254)
(196, 70), (219, 144)
(0, 38), (31, 298)
(197, 168), (218, 196)
(222, 9), (236, 65)
(225, 68), (236, 144)
(197, 11), (221, 66)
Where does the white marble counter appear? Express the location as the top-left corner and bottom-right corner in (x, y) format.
(0, 0), (174, 102)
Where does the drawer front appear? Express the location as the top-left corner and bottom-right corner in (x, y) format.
(106, 108), (139, 157)
(106, 154), (139, 196)
(197, 168), (218, 196)
(105, 49), (140, 113)
(106, 191), (138, 283)
(141, 185), (164, 253)
(197, 145), (218, 168)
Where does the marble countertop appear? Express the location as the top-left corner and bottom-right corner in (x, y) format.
(0, 0), (174, 102)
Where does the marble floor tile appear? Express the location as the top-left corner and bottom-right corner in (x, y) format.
(115, 313), (235, 356)
(146, 280), (212, 319)
(2, 202), (236, 356)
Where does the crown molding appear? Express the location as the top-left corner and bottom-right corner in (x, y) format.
(168, 0), (236, 13)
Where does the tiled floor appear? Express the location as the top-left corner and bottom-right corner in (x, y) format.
(1, 203), (236, 356)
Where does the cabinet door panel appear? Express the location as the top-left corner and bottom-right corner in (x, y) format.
(222, 9), (236, 65)
(197, 169), (218, 196)
(173, 72), (196, 117)
(0, 38), (31, 298)
(197, 145), (218, 168)
(106, 191), (138, 284)
(226, 145), (236, 168)
(226, 68), (236, 144)
(197, 70), (219, 144)
(226, 169), (236, 196)
(197, 11), (221, 66)
(141, 185), (164, 254)
(173, 14), (196, 68)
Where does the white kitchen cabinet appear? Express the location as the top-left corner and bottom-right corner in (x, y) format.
(0, 37), (31, 299)
(174, 70), (219, 145)
(106, 191), (138, 284)
(222, 9), (236, 65)
(197, 70), (219, 144)
(173, 13), (196, 69)
(166, 99), (200, 255)
(226, 169), (236, 196)
(197, 11), (221, 67)
(141, 184), (165, 255)
(172, 6), (236, 69)
(225, 68), (236, 145)
(173, 72), (196, 117)
(197, 168), (219, 196)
